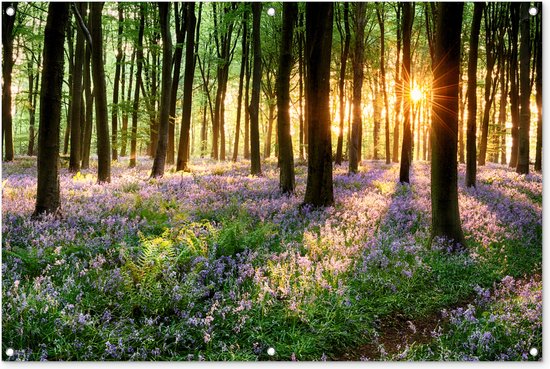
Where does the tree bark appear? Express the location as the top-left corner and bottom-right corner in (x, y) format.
(399, 2), (413, 183)
(534, 3), (542, 172)
(431, 2), (466, 250)
(232, 9), (248, 162)
(90, 2), (111, 183)
(68, 3), (86, 172)
(34, 2), (70, 217)
(465, 2), (484, 188)
(508, 3), (520, 168)
(349, 3), (367, 174)
(81, 39), (93, 169)
(2, 2), (17, 161)
(176, 2), (196, 172)
(303, 3), (334, 207)
(335, 3), (350, 165)
(151, 2), (173, 177)
(392, 4), (402, 163)
(167, 2), (186, 165)
(277, 3), (297, 193)
(250, 3), (262, 175)
(516, 2), (531, 175)
(376, 4), (391, 165)
(129, 4), (145, 168)
(110, 2), (124, 162)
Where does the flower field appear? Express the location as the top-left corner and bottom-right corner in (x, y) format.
(1, 157), (542, 361)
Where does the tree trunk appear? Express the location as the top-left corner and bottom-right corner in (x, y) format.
(110, 3), (123, 162)
(465, 2), (483, 188)
(508, 3), (520, 168)
(168, 2), (186, 165)
(349, 3), (366, 174)
(335, 3), (350, 165)
(63, 22), (74, 157)
(27, 55), (40, 156)
(69, 3), (86, 172)
(121, 50), (135, 158)
(303, 3), (334, 207)
(392, 4), (402, 163)
(2, 2), (17, 161)
(233, 11), (248, 162)
(376, 4), (391, 165)
(34, 2), (70, 217)
(277, 4), (297, 193)
(244, 42), (251, 160)
(250, 3), (262, 175)
(90, 2), (111, 183)
(81, 43), (93, 169)
(534, 3), (542, 172)
(431, 2), (465, 250)
(516, 2), (531, 175)
(399, 2), (413, 183)
(176, 2), (196, 172)
(130, 5), (145, 168)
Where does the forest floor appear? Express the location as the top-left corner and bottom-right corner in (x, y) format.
(1, 156), (542, 361)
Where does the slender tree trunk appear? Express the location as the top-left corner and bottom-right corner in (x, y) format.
(176, 2), (196, 172)
(373, 73), (381, 160)
(34, 2), (70, 217)
(68, 4), (86, 172)
(130, 5), (145, 168)
(151, 2), (173, 177)
(90, 2), (111, 183)
(392, 4), (402, 163)
(277, 2), (297, 193)
(335, 3), (350, 165)
(250, 3), (262, 175)
(63, 22), (74, 157)
(298, 17), (305, 161)
(376, 4), (391, 164)
(109, 3), (124, 162)
(431, 2), (466, 250)
(303, 3), (334, 207)
(27, 56), (39, 156)
(534, 4), (542, 172)
(508, 4), (520, 168)
(399, 2), (413, 183)
(233, 11), (248, 162)
(465, 2), (483, 187)
(81, 44), (93, 169)
(516, 2), (531, 175)
(121, 50), (135, 158)
(349, 3), (366, 174)
(168, 2), (186, 165)
(244, 44), (251, 160)
(2, 2), (17, 161)
(497, 53), (508, 165)
(264, 104), (275, 158)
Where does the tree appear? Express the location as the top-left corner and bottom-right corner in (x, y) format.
(110, 3), (124, 162)
(90, 2), (111, 183)
(130, 4), (145, 169)
(516, 2), (531, 175)
(277, 2), (297, 194)
(232, 7), (249, 162)
(534, 3), (542, 173)
(249, 3), (262, 176)
(303, 3), (334, 207)
(176, 2), (196, 172)
(392, 3), (402, 163)
(334, 3), (350, 165)
(399, 2), (413, 183)
(508, 3), (520, 168)
(465, 2), (484, 188)
(376, 3), (391, 165)
(68, 3), (86, 173)
(151, 2), (173, 178)
(348, 3), (367, 174)
(431, 2), (465, 249)
(33, 2), (70, 217)
(167, 3), (186, 165)
(2, 2), (17, 162)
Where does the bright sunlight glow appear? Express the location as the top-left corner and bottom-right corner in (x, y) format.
(410, 86), (423, 103)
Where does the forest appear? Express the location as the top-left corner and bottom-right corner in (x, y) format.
(1, 1), (542, 361)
